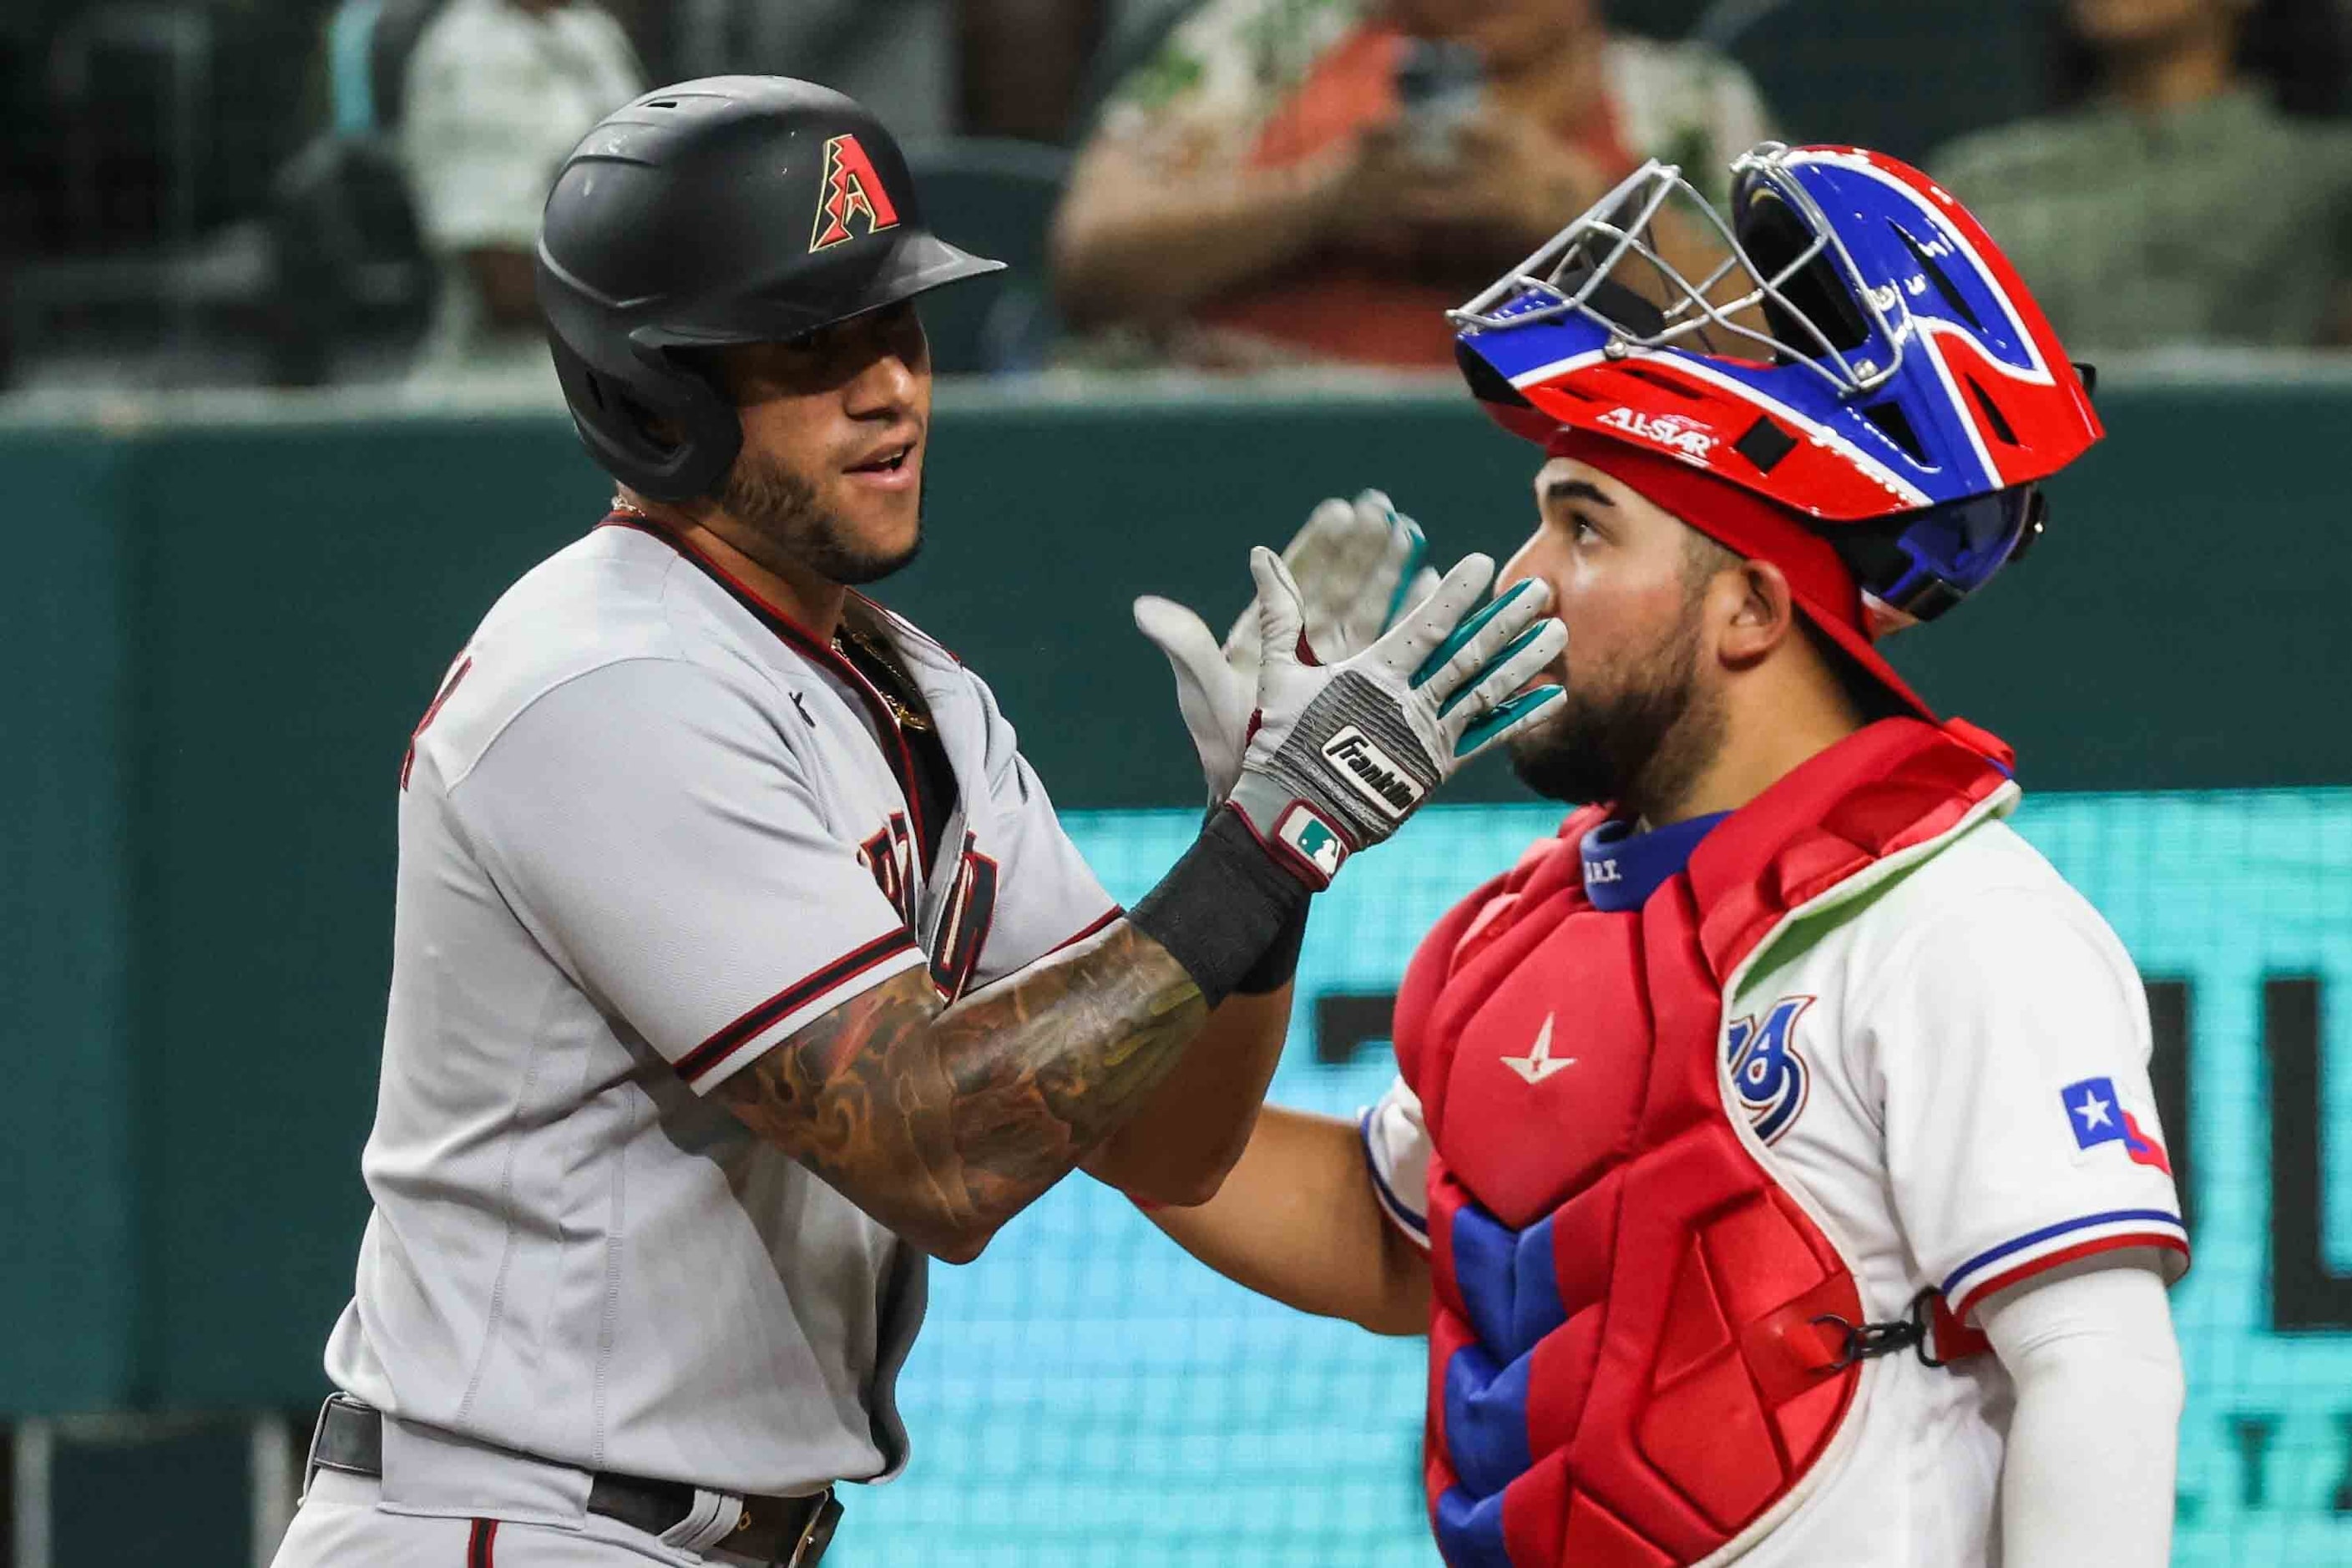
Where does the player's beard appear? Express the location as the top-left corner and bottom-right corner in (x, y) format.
(719, 447), (923, 586)
(1507, 589), (1727, 821)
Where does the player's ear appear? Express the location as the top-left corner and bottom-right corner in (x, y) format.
(1716, 559), (1798, 670)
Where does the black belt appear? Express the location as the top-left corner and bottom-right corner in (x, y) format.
(306, 1394), (841, 1566)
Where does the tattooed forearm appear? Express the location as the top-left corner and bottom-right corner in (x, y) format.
(715, 921), (1208, 1258)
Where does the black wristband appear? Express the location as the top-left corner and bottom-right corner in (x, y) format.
(1234, 901), (1309, 995)
(1191, 802), (1309, 997)
(1128, 807), (1313, 1009)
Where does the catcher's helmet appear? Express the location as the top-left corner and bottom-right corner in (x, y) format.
(536, 76), (1003, 501)
(1450, 142), (2102, 716)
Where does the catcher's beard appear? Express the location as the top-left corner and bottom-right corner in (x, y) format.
(719, 446), (923, 586)
(1508, 594), (1727, 822)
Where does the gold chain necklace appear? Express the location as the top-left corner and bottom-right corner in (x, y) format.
(834, 625), (933, 734)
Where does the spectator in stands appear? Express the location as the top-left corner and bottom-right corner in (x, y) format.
(1049, 0), (1773, 369)
(401, 0), (643, 376)
(1933, 0), (2352, 351)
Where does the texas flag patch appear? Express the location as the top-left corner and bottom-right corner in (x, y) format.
(2060, 1076), (2172, 1174)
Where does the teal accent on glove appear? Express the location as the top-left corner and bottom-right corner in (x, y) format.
(1439, 622), (1553, 719)
(1454, 685), (1567, 759)
(1381, 516), (1427, 629)
(1412, 579), (1543, 689)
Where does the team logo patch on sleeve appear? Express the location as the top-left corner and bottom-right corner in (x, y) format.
(810, 134), (902, 251)
(2061, 1075), (2172, 1173)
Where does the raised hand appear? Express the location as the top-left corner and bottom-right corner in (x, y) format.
(1136, 490), (1431, 805)
(1227, 549), (1565, 887)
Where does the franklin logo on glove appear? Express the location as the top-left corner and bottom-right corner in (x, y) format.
(1132, 492), (1566, 895)
(1223, 548), (1564, 891)
(1322, 726), (1423, 818)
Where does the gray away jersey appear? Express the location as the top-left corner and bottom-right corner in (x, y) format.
(324, 518), (1116, 1499)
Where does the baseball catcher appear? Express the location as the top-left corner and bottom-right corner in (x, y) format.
(1138, 143), (2188, 1568)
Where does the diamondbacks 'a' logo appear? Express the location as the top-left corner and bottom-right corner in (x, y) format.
(1725, 994), (1813, 1144)
(811, 134), (902, 251)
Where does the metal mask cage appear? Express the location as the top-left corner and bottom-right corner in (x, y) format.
(1449, 143), (1910, 402)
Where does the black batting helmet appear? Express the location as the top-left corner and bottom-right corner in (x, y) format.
(535, 76), (1003, 501)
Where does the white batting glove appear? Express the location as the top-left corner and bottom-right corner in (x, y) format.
(1227, 549), (1566, 888)
(1134, 491), (1431, 806)
(1323, 497), (1440, 660)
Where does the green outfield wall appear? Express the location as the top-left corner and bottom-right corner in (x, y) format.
(3, 369), (2349, 1563)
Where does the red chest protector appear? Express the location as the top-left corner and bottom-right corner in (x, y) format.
(1397, 720), (2014, 1568)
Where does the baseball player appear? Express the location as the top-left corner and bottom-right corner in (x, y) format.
(1137, 144), (2190, 1566)
(271, 76), (1568, 1568)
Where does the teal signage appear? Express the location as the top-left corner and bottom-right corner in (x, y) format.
(852, 793), (2352, 1565)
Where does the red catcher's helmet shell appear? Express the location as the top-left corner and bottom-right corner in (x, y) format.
(1454, 144), (2102, 524)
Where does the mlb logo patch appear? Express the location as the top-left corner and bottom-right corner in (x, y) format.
(2060, 1076), (2172, 1174)
(1273, 802), (1348, 886)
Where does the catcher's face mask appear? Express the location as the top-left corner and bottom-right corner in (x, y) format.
(1452, 142), (2100, 655)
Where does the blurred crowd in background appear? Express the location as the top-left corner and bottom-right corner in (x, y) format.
(5, 0), (2352, 394)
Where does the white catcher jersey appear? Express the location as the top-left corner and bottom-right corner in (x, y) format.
(1364, 808), (2188, 1566)
(324, 517), (1115, 1500)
